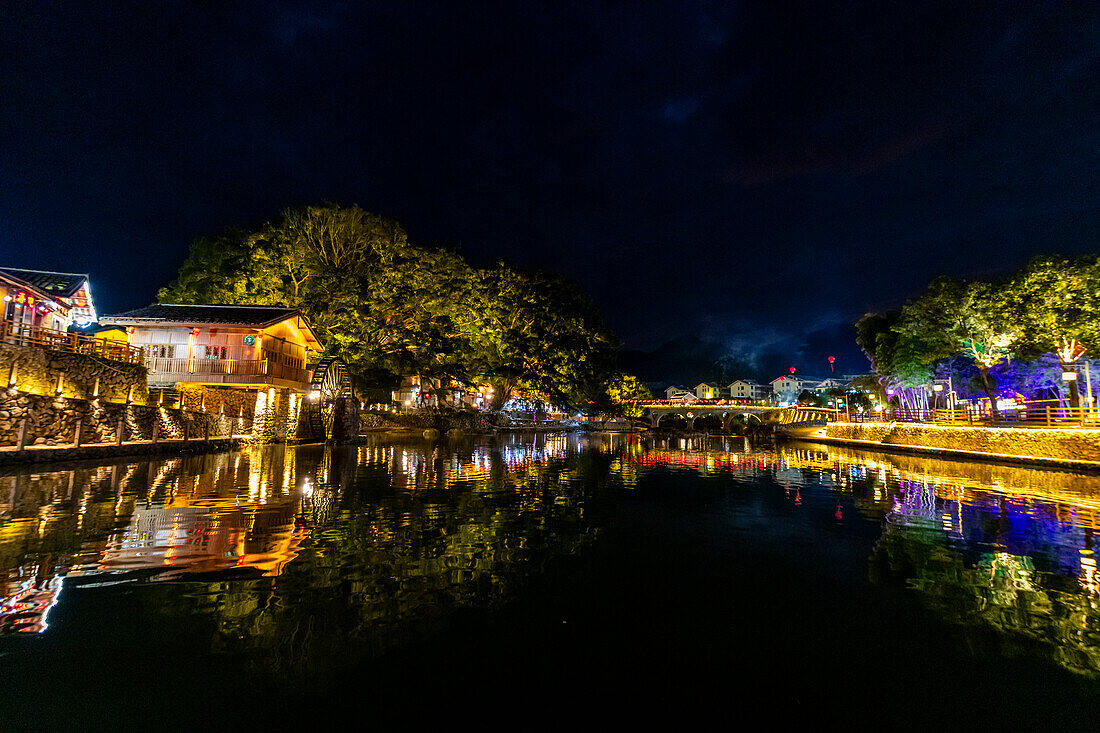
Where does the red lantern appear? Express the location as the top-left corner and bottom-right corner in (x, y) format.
(789, 367), (796, 374)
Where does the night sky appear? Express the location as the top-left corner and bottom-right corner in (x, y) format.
(5, 1), (1100, 377)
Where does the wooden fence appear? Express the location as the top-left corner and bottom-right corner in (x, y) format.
(848, 399), (1100, 428)
(146, 356), (309, 384)
(1, 319), (144, 364)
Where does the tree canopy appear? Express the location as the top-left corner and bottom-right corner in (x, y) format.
(857, 254), (1100, 413)
(159, 204), (618, 407)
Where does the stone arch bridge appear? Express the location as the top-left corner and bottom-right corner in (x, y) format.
(645, 403), (840, 431)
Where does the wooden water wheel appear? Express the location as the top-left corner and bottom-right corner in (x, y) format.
(305, 355), (353, 440)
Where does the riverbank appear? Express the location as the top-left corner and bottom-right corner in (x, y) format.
(0, 436), (249, 467)
(803, 422), (1100, 471)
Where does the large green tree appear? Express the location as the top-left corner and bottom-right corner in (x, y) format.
(1004, 256), (1100, 407)
(159, 204), (617, 409)
(859, 277), (1018, 417)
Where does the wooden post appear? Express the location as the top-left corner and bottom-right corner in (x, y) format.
(116, 415), (125, 446)
(16, 419), (27, 451)
(1046, 402), (1052, 427)
(151, 420), (159, 444)
(204, 421), (210, 442)
(183, 421), (189, 442)
(1086, 361), (1095, 425)
(73, 418), (82, 448)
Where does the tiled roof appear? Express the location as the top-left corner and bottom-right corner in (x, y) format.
(0, 268), (88, 298)
(102, 303), (304, 327)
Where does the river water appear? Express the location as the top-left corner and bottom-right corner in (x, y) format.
(3, 433), (1100, 729)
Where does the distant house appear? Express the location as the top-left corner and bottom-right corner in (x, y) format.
(664, 385), (696, 402)
(0, 267), (97, 331)
(664, 385), (689, 400)
(393, 376), (429, 408)
(769, 375), (842, 401)
(694, 382), (718, 400)
(727, 379), (769, 401)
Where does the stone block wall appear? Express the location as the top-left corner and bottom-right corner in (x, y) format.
(0, 342), (149, 405)
(252, 388), (304, 444)
(176, 384), (257, 419)
(0, 387), (238, 447)
(826, 423), (1100, 463)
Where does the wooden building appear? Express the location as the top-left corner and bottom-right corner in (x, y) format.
(102, 304), (323, 391)
(0, 267), (96, 330)
(101, 304), (325, 442)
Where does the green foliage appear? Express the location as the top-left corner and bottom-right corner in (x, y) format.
(856, 255), (1100, 412)
(160, 204), (617, 407)
(796, 389), (822, 406)
(603, 374), (652, 417)
(1004, 255), (1100, 360)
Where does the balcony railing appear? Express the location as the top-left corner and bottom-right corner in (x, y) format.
(145, 356), (309, 385)
(2, 318), (144, 364)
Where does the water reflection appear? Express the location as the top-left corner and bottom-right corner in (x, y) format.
(604, 434), (1100, 676)
(0, 433), (601, 665)
(5, 432), (1100, 680)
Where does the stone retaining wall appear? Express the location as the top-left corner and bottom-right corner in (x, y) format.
(0, 342), (148, 405)
(826, 423), (1100, 463)
(0, 388), (239, 448)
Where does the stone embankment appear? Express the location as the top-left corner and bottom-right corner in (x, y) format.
(360, 408), (575, 434)
(0, 437), (243, 466)
(814, 422), (1100, 468)
(0, 388), (237, 448)
(1, 341), (148, 404)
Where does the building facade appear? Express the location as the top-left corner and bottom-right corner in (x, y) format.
(0, 268), (97, 331)
(101, 304), (325, 442)
(769, 375), (842, 403)
(727, 379), (769, 401)
(694, 382), (718, 400)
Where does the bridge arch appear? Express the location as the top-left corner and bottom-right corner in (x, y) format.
(693, 414), (723, 432)
(655, 412), (688, 430)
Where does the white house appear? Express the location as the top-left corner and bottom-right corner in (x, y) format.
(769, 375), (846, 403)
(694, 382), (718, 400)
(727, 379), (769, 401)
(664, 385), (696, 402)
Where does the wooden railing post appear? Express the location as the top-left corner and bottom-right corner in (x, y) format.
(151, 420), (159, 444)
(16, 419), (27, 450)
(1046, 402), (1052, 427)
(73, 418), (82, 448)
(116, 415), (125, 446)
